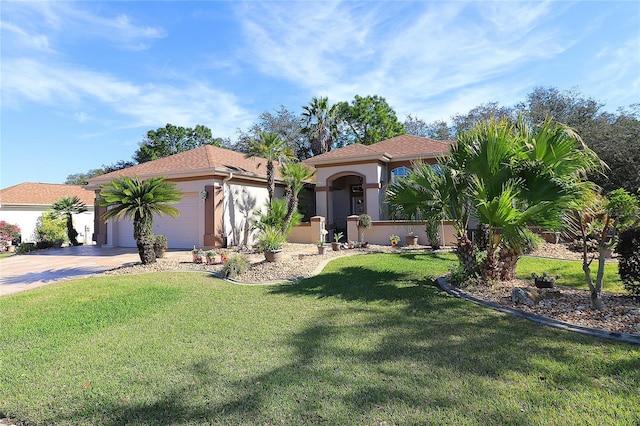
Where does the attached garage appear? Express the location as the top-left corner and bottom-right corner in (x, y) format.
(114, 194), (201, 249)
(86, 144), (287, 250)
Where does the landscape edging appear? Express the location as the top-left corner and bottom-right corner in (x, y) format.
(435, 276), (640, 346)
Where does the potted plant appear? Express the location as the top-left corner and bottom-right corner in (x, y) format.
(389, 234), (401, 247)
(154, 234), (168, 258)
(357, 214), (372, 243)
(332, 231), (344, 251)
(258, 226), (286, 262)
(205, 249), (217, 264)
(317, 229), (328, 255)
(404, 227), (418, 246)
(192, 246), (204, 263)
(531, 272), (559, 288)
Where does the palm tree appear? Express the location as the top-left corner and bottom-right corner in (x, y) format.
(301, 96), (339, 156)
(387, 161), (474, 273)
(51, 196), (88, 246)
(98, 176), (182, 264)
(280, 162), (316, 233)
(246, 132), (294, 206)
(455, 117), (601, 281)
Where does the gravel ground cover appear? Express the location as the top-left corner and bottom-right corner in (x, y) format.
(101, 242), (639, 337)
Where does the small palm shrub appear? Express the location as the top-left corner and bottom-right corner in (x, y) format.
(220, 254), (250, 279)
(617, 227), (640, 295)
(154, 234), (168, 258)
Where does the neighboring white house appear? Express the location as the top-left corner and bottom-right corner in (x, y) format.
(0, 182), (95, 244)
(85, 144), (315, 249)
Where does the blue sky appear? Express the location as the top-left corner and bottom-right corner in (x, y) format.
(2, 1), (639, 189)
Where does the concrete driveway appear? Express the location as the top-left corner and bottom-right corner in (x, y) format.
(0, 245), (145, 297)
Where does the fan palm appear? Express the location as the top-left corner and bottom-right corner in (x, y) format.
(279, 162), (316, 233)
(246, 132), (294, 206)
(301, 96), (340, 155)
(51, 196), (88, 246)
(98, 176), (182, 264)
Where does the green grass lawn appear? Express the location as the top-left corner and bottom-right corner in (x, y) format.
(1, 253), (639, 425)
(517, 256), (623, 292)
(0, 252), (15, 260)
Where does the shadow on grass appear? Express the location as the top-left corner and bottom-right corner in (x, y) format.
(49, 253), (640, 425)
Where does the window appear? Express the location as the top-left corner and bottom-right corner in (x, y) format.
(391, 166), (410, 183)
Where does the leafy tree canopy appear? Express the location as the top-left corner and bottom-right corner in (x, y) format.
(403, 114), (452, 140)
(65, 160), (137, 185)
(335, 95), (406, 146)
(134, 123), (224, 164)
(233, 106), (308, 159)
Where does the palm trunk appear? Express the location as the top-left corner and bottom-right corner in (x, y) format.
(282, 187), (297, 234)
(499, 250), (519, 281)
(267, 162), (274, 206)
(66, 214), (79, 246)
(134, 215), (156, 264)
(455, 236), (476, 276)
(482, 229), (501, 281)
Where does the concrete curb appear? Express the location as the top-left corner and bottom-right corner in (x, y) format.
(435, 277), (640, 346)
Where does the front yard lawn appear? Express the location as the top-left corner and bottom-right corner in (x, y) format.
(1, 253), (639, 425)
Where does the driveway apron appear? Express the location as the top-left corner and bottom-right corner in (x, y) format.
(0, 246), (142, 297)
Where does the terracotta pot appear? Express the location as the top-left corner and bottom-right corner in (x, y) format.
(405, 235), (418, 246)
(331, 242), (341, 251)
(534, 278), (555, 289)
(264, 250), (283, 262)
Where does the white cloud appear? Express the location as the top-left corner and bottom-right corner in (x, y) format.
(588, 38), (640, 109)
(2, 58), (250, 138)
(0, 1), (165, 52)
(236, 1), (579, 120)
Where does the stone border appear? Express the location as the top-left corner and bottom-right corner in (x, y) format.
(435, 277), (640, 346)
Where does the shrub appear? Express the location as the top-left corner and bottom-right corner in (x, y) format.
(447, 263), (481, 288)
(220, 254), (249, 279)
(257, 225), (287, 252)
(617, 227), (640, 295)
(0, 221), (21, 249)
(35, 212), (67, 248)
(16, 242), (36, 253)
(154, 234), (168, 258)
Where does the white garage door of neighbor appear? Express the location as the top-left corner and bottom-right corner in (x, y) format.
(115, 195), (200, 249)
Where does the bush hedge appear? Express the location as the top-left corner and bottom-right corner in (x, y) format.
(617, 227), (640, 295)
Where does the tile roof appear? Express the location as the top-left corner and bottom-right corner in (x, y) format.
(371, 134), (452, 158)
(89, 145), (282, 183)
(0, 182), (95, 206)
(304, 134), (453, 165)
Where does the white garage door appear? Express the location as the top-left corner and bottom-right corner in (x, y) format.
(115, 195), (200, 249)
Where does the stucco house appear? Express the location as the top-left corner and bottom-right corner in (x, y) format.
(85, 135), (455, 250)
(0, 182), (95, 244)
(303, 134), (452, 233)
(85, 144), (315, 249)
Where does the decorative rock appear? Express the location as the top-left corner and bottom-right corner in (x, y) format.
(511, 287), (534, 307)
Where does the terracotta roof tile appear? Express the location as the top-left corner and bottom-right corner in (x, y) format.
(304, 135), (453, 165)
(91, 145), (281, 182)
(370, 134), (452, 157)
(0, 183), (95, 206)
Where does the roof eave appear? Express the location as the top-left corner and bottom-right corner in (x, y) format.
(304, 152), (392, 167)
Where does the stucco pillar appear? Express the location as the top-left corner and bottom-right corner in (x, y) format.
(310, 216), (326, 245)
(93, 202), (108, 246)
(347, 215), (359, 243)
(204, 185), (225, 248)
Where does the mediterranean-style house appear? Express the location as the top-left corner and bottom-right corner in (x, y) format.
(0, 182), (95, 244)
(85, 144), (314, 249)
(85, 135), (456, 250)
(303, 134), (452, 233)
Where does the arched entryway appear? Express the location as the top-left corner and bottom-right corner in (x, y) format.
(327, 172), (366, 233)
